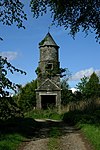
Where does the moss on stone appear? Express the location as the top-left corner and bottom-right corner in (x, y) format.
(39, 37), (47, 46)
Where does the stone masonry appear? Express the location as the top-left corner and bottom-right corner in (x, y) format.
(36, 32), (61, 110)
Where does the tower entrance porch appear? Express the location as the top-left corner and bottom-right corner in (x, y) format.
(41, 95), (56, 109)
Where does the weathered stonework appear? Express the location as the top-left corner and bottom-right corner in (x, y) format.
(36, 33), (61, 110)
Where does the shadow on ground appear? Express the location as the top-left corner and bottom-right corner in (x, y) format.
(0, 117), (79, 139)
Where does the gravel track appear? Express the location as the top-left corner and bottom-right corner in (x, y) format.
(18, 119), (93, 150)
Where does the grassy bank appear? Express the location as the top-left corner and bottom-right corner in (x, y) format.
(80, 124), (100, 150)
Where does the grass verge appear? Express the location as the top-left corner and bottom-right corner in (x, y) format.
(0, 133), (25, 150)
(80, 124), (100, 150)
(0, 117), (38, 150)
(63, 109), (100, 150)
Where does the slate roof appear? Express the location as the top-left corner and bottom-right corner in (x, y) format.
(39, 32), (59, 47)
(36, 78), (61, 91)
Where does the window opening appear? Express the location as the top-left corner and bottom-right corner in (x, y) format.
(45, 63), (53, 70)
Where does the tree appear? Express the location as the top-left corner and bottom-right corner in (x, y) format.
(61, 78), (76, 105)
(0, 56), (26, 97)
(0, 0), (27, 30)
(30, 0), (100, 43)
(61, 78), (69, 105)
(76, 75), (89, 95)
(85, 72), (100, 99)
(76, 72), (100, 99)
(1, 1), (100, 42)
(0, 0), (27, 96)
(61, 70), (73, 105)
(0, 1), (27, 119)
(0, 97), (23, 120)
(16, 80), (37, 112)
(0, 56), (26, 119)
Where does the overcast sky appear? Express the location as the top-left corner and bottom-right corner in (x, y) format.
(0, 2), (100, 91)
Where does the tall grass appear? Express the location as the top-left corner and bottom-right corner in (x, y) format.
(25, 108), (63, 120)
(81, 124), (100, 150)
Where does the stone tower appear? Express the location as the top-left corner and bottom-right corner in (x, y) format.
(36, 32), (61, 110)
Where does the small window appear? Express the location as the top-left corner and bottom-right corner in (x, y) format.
(45, 63), (53, 70)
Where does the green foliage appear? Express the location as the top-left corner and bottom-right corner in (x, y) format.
(35, 67), (41, 77)
(36, 66), (70, 79)
(61, 77), (79, 105)
(25, 109), (63, 120)
(61, 78), (70, 105)
(76, 76), (89, 94)
(60, 70), (72, 105)
(0, 0), (27, 121)
(81, 125), (100, 150)
(0, 0), (27, 29)
(30, 0), (100, 43)
(0, 97), (23, 120)
(0, 117), (37, 150)
(1, 1), (100, 43)
(76, 72), (100, 100)
(0, 56), (26, 97)
(39, 36), (48, 45)
(17, 80), (37, 112)
(85, 72), (100, 99)
(0, 56), (26, 120)
(0, 0), (26, 96)
(63, 108), (100, 125)
(0, 133), (24, 150)
(59, 68), (69, 78)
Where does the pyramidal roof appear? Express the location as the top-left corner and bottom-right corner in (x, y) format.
(39, 32), (59, 47)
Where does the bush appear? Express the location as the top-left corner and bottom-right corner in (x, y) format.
(63, 109), (100, 125)
(0, 97), (23, 120)
(16, 80), (37, 112)
(63, 110), (81, 125)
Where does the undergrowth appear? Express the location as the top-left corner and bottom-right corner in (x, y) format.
(25, 108), (63, 120)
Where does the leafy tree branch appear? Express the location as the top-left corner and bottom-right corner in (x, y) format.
(30, 0), (100, 43)
(0, 56), (26, 97)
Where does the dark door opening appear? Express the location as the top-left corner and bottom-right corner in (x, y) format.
(41, 95), (56, 109)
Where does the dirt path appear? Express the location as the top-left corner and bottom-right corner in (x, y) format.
(18, 119), (93, 150)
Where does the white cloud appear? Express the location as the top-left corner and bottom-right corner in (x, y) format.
(0, 51), (18, 61)
(70, 87), (78, 93)
(70, 68), (100, 81)
(96, 70), (100, 76)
